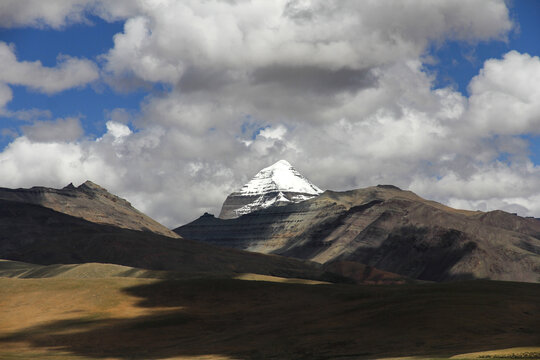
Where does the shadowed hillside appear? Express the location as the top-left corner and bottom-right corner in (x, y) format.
(176, 185), (540, 282)
(0, 181), (179, 238)
(0, 200), (343, 283)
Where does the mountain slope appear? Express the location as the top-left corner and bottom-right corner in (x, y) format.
(0, 181), (178, 238)
(0, 259), (170, 279)
(219, 160), (323, 219)
(0, 199), (343, 283)
(176, 185), (540, 282)
(0, 259), (328, 285)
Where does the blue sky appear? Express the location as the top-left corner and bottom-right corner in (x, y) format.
(427, 1), (540, 95)
(1, 0), (540, 225)
(0, 17), (132, 143)
(423, 0), (540, 164)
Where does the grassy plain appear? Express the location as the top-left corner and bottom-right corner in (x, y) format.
(0, 263), (538, 360)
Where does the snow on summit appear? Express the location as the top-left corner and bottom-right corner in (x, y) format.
(218, 160), (323, 219)
(238, 160), (323, 196)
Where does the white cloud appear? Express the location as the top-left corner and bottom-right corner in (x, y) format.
(0, 83), (13, 110)
(0, 136), (118, 189)
(467, 51), (540, 135)
(0, 0), (92, 29)
(258, 126), (287, 141)
(105, 121), (132, 140)
(4, 108), (52, 122)
(104, 16), (184, 84)
(247, 125), (294, 157)
(0, 80), (52, 121)
(0, 42), (99, 94)
(6, 0), (540, 227)
(22, 117), (84, 142)
(409, 160), (540, 217)
(0, 0), (136, 29)
(100, 0), (512, 88)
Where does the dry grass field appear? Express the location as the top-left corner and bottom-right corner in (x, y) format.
(0, 263), (538, 360)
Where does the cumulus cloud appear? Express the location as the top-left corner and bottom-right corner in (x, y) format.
(0, 42), (99, 94)
(0, 83), (13, 110)
(21, 117), (84, 143)
(467, 51), (540, 135)
(102, 121), (132, 145)
(0, 79), (52, 121)
(100, 0), (512, 89)
(5, 0), (540, 227)
(0, 136), (118, 189)
(0, 42), (98, 130)
(0, 0), (136, 29)
(0, 0), (92, 28)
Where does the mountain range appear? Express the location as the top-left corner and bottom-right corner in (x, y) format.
(1, 162), (538, 284)
(0, 182), (344, 283)
(176, 161), (540, 283)
(0, 161), (539, 359)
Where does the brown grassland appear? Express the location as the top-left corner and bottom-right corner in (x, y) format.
(0, 263), (538, 360)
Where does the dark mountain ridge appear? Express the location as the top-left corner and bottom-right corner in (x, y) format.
(176, 185), (540, 282)
(0, 181), (178, 238)
(0, 198), (345, 282)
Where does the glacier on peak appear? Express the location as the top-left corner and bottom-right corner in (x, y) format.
(237, 159), (323, 196)
(218, 160), (323, 219)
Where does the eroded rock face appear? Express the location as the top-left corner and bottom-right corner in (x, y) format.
(219, 160), (322, 219)
(177, 185), (540, 282)
(0, 180), (179, 238)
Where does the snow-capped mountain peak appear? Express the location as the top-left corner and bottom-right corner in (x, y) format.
(238, 160), (323, 196)
(218, 160), (323, 219)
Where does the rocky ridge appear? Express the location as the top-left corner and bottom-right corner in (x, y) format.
(0, 181), (178, 238)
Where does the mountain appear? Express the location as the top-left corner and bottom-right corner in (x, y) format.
(0, 181), (178, 238)
(176, 185), (540, 282)
(219, 160), (323, 219)
(0, 198), (346, 283)
(1, 181), (538, 359)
